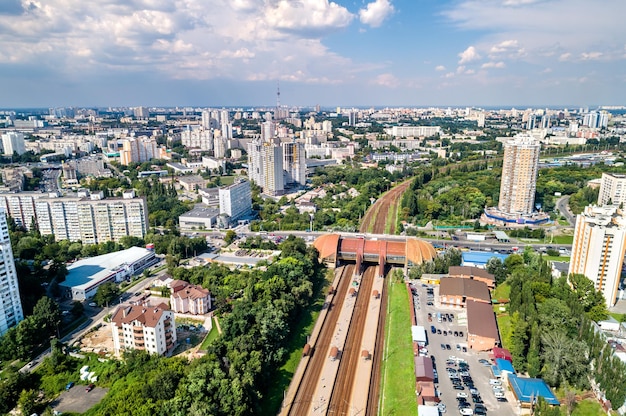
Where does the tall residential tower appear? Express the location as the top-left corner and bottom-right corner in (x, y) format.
(0, 208), (23, 336)
(498, 134), (541, 215)
(568, 205), (626, 307)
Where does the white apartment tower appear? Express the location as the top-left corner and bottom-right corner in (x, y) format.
(201, 110), (211, 129)
(247, 140), (284, 196)
(214, 135), (226, 158)
(219, 179), (252, 221)
(262, 142), (284, 195)
(498, 134), (541, 215)
(598, 173), (626, 206)
(181, 127), (213, 151)
(111, 303), (176, 356)
(0, 193), (148, 244)
(120, 137), (158, 166)
(1, 131), (26, 156)
(282, 142), (306, 186)
(568, 205), (626, 307)
(0, 209), (23, 336)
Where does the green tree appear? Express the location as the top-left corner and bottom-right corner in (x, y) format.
(94, 282), (120, 307)
(32, 296), (61, 335)
(224, 230), (237, 245)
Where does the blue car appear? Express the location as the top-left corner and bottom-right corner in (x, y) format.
(65, 381), (75, 391)
(431, 325), (436, 334)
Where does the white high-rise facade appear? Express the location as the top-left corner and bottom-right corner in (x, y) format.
(498, 134), (541, 215)
(1, 131), (26, 156)
(181, 127), (213, 151)
(0, 209), (23, 336)
(282, 142), (306, 186)
(219, 179), (252, 221)
(598, 173), (626, 206)
(119, 137), (158, 166)
(0, 193), (148, 244)
(568, 205), (626, 307)
(247, 140), (284, 196)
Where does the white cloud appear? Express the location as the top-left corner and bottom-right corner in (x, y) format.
(489, 39), (519, 54)
(443, 0), (626, 66)
(481, 61), (506, 68)
(359, 0), (394, 28)
(458, 46), (480, 64)
(265, 0), (354, 35)
(371, 73), (399, 87)
(435, 65), (446, 71)
(580, 51), (603, 60)
(559, 52), (572, 61)
(0, 0), (362, 84)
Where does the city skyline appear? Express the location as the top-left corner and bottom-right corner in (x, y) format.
(0, 0), (625, 107)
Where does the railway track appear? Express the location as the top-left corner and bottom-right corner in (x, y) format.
(366, 272), (387, 416)
(289, 264), (355, 416)
(327, 265), (376, 415)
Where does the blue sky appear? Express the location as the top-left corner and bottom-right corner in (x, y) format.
(0, 0), (624, 108)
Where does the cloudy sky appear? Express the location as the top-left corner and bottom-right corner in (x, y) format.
(1, 0), (624, 108)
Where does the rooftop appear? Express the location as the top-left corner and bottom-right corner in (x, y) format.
(466, 300), (500, 341)
(508, 375), (560, 406)
(61, 247), (153, 290)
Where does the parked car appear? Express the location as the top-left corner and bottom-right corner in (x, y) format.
(457, 392), (468, 398)
(459, 407), (474, 415)
(65, 381), (74, 391)
(86, 383), (95, 392)
(489, 379), (501, 386)
(478, 359), (491, 366)
(431, 325), (436, 334)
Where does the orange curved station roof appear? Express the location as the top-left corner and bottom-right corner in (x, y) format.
(313, 233), (436, 266)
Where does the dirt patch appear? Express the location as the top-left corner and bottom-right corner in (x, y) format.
(78, 324), (114, 356)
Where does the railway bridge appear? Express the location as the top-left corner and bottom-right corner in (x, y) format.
(313, 233), (437, 277)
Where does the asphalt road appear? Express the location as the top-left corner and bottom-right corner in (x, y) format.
(556, 195), (576, 226)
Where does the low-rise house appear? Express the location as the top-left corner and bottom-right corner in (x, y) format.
(170, 282), (212, 315)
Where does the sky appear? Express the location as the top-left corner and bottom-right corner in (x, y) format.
(0, 0), (625, 108)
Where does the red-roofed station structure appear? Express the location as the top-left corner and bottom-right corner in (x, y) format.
(314, 233), (437, 276)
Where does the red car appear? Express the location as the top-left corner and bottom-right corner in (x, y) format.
(86, 383), (95, 392)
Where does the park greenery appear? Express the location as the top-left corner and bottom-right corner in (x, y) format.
(489, 248), (626, 408)
(0, 236), (326, 415)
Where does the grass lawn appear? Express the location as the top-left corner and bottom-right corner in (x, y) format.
(569, 399), (605, 416)
(492, 282), (510, 301)
(496, 312), (512, 351)
(543, 255), (571, 262)
(610, 312), (626, 322)
(220, 175), (235, 186)
(379, 280), (416, 416)
(551, 235), (574, 245)
(199, 317), (220, 350)
(367, 203), (382, 234)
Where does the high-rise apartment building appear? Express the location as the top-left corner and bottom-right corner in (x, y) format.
(111, 302), (176, 356)
(498, 134), (541, 215)
(1, 131), (26, 156)
(181, 127), (213, 151)
(219, 179), (252, 221)
(261, 142), (284, 195)
(0, 208), (23, 336)
(568, 205), (626, 307)
(247, 140), (284, 196)
(598, 173), (626, 206)
(120, 137), (158, 166)
(0, 192), (148, 244)
(213, 135), (226, 158)
(282, 142), (306, 186)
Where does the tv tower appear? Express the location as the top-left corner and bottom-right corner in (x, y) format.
(275, 80), (282, 120)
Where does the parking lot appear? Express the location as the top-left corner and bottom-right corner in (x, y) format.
(411, 281), (516, 415)
(49, 385), (108, 414)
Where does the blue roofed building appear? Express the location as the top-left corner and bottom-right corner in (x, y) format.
(508, 375), (560, 407)
(492, 358), (516, 381)
(461, 251), (508, 268)
(60, 247), (158, 301)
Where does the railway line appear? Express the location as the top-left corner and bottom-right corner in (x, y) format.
(288, 264), (355, 416)
(284, 176), (413, 416)
(327, 265), (376, 415)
